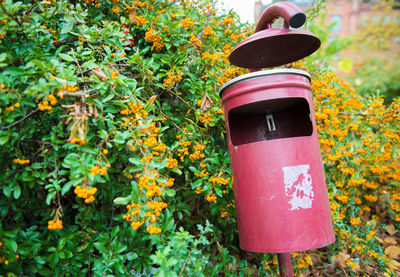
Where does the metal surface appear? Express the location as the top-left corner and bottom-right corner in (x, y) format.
(220, 73), (335, 253)
(218, 0), (335, 255)
(219, 68), (310, 95)
(229, 29), (320, 69)
(228, 1), (320, 69)
(255, 2), (306, 32)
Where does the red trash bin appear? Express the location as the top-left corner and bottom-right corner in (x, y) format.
(219, 2), (335, 253)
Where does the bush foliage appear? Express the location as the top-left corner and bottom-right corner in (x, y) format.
(0, 0), (399, 276)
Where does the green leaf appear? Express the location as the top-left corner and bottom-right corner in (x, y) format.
(60, 22), (74, 34)
(0, 135), (9, 145)
(59, 53), (75, 62)
(215, 187), (222, 197)
(113, 197), (130, 205)
(48, 252), (59, 269)
(5, 239), (18, 252)
(111, 226), (120, 238)
(38, 267), (52, 276)
(171, 167), (182, 175)
(57, 238), (66, 250)
(129, 158), (143, 166)
(31, 163), (43, 169)
(13, 184), (21, 199)
(94, 242), (108, 254)
(102, 93), (115, 103)
(126, 252), (138, 261)
(165, 189), (176, 197)
(64, 250), (73, 259)
(46, 191), (56, 205)
(189, 166), (200, 174)
(0, 53), (7, 62)
(3, 185), (10, 197)
(34, 256), (46, 265)
(150, 158), (168, 169)
(114, 244), (127, 254)
(61, 181), (73, 195)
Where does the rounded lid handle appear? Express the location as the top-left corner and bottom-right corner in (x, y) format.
(255, 1), (306, 32)
(228, 2), (320, 69)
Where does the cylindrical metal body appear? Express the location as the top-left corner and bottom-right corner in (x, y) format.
(219, 69), (335, 253)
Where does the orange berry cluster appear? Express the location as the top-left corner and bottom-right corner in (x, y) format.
(132, 1), (150, 8)
(48, 219), (63, 230)
(206, 192), (217, 203)
(43, 0), (55, 8)
(190, 34), (202, 48)
(177, 139), (191, 161)
(38, 101), (53, 111)
(195, 187), (203, 194)
(120, 101), (148, 119)
(166, 158), (178, 168)
(40, 25), (57, 34)
(202, 26), (215, 38)
(84, 0), (99, 6)
(220, 208), (229, 218)
(140, 155), (153, 163)
(163, 71), (182, 88)
(74, 186), (97, 203)
(123, 201), (166, 234)
(152, 143), (167, 156)
(131, 220), (144, 230)
(111, 6), (120, 14)
(194, 169), (208, 178)
(134, 15), (148, 26)
(5, 102), (20, 112)
(138, 172), (163, 197)
(159, 178), (174, 188)
(181, 18), (194, 28)
(38, 94), (58, 111)
(222, 17), (234, 26)
(57, 85), (79, 98)
(144, 137), (157, 147)
(189, 144), (206, 161)
(144, 28), (165, 51)
(111, 70), (119, 79)
(13, 158), (30, 165)
(90, 166), (107, 176)
(69, 137), (85, 145)
(209, 176), (230, 186)
(146, 225), (161, 235)
(198, 112), (212, 124)
(123, 203), (144, 230)
(147, 201), (168, 216)
(201, 51), (221, 67)
(48, 94), (57, 105)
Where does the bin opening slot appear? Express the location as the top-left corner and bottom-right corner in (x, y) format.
(266, 114), (276, 132)
(228, 97), (313, 146)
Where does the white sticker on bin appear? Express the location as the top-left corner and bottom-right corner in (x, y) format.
(282, 164), (314, 211)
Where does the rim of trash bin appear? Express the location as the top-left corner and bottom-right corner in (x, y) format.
(219, 68), (311, 97)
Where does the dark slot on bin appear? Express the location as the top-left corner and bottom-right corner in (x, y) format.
(228, 98), (313, 146)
